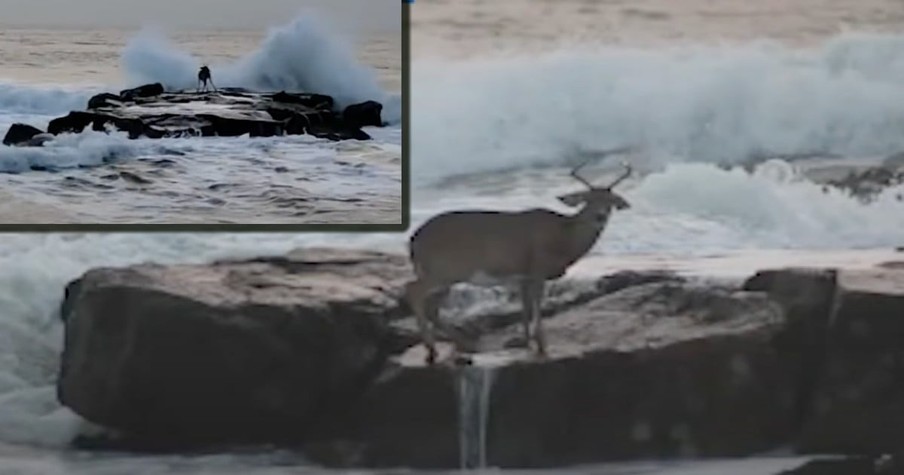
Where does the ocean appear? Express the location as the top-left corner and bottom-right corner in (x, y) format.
(3, 0), (904, 473)
(0, 17), (402, 224)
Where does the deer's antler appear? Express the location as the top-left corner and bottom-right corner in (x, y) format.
(606, 162), (633, 190)
(569, 159), (595, 190)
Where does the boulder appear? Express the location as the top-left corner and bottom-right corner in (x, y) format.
(324, 280), (798, 468)
(796, 268), (904, 455)
(745, 267), (904, 457)
(342, 101), (384, 128)
(58, 248), (412, 449)
(119, 83), (165, 101)
(48, 111), (98, 135)
(307, 126), (372, 142)
(87, 92), (123, 110)
(196, 114), (284, 138)
(2, 123), (44, 146)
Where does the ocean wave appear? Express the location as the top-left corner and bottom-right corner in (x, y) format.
(411, 32), (904, 184)
(0, 83), (100, 116)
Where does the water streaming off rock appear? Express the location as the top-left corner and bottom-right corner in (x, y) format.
(457, 364), (496, 470)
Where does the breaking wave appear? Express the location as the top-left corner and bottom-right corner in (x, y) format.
(121, 13), (398, 120)
(411, 32), (904, 184)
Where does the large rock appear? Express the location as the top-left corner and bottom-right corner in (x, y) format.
(745, 267), (904, 457)
(47, 111), (97, 135)
(797, 269), (904, 455)
(324, 280), (798, 468)
(58, 248), (412, 449)
(119, 83), (164, 101)
(87, 92), (123, 110)
(2, 123), (43, 146)
(342, 100), (384, 128)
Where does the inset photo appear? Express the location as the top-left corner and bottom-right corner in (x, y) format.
(0, 0), (404, 229)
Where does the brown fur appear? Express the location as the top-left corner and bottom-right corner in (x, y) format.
(406, 162), (632, 364)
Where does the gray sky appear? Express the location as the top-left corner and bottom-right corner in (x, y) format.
(0, 0), (399, 31)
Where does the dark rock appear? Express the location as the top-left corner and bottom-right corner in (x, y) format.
(87, 92), (123, 110)
(743, 268), (839, 429)
(3, 123), (44, 146)
(48, 111), (98, 135)
(308, 126), (371, 142)
(196, 114), (283, 138)
(825, 166), (904, 202)
(58, 248), (412, 450)
(119, 83), (165, 101)
(328, 281), (797, 468)
(746, 267), (904, 458)
(271, 91), (334, 110)
(342, 100), (384, 128)
(330, 363), (461, 468)
(796, 268), (904, 455)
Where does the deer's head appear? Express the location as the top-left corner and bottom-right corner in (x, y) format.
(557, 161), (632, 221)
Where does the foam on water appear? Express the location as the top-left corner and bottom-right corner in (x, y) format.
(0, 233), (357, 448)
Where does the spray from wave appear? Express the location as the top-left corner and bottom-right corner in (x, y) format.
(412, 32), (904, 185)
(0, 83), (102, 116)
(121, 12), (398, 120)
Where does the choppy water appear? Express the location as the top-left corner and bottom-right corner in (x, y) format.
(0, 17), (402, 224)
(3, 0), (904, 473)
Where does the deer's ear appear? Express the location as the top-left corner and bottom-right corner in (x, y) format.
(557, 191), (589, 207)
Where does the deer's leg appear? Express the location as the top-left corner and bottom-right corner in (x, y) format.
(526, 278), (547, 358)
(405, 279), (438, 365)
(426, 287), (459, 357)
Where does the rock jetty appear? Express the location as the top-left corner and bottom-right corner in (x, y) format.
(2, 83), (386, 147)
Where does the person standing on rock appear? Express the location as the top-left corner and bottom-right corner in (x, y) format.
(197, 65), (217, 93)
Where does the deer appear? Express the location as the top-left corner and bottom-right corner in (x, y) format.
(404, 159), (633, 365)
(197, 65), (217, 93)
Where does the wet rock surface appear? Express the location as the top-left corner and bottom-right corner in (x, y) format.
(6, 83), (386, 147)
(2, 123), (43, 146)
(56, 248), (904, 470)
(59, 248), (411, 448)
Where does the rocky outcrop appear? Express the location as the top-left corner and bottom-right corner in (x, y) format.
(56, 250), (904, 470)
(746, 268), (904, 457)
(339, 280), (797, 468)
(3, 123), (44, 146)
(9, 84), (387, 147)
(59, 248), (411, 448)
(119, 83), (165, 101)
(800, 270), (904, 455)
